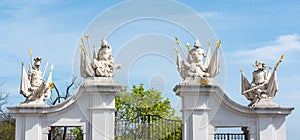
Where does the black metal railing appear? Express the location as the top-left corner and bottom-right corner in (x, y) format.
(214, 133), (247, 140)
(115, 115), (182, 140)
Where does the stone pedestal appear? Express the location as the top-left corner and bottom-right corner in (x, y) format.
(85, 77), (121, 140)
(254, 98), (278, 107)
(8, 77), (121, 140)
(174, 83), (214, 140)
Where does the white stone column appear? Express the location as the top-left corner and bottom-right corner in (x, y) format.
(13, 113), (43, 140)
(84, 77), (121, 140)
(257, 115), (287, 140)
(174, 83), (214, 140)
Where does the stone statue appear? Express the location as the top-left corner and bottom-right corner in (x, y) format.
(92, 40), (115, 77)
(184, 40), (209, 77)
(241, 55), (284, 107)
(20, 55), (54, 105)
(80, 36), (121, 78)
(175, 38), (221, 83)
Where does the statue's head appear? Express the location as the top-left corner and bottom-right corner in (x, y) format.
(101, 39), (110, 49)
(33, 57), (42, 67)
(255, 61), (266, 70)
(194, 40), (201, 48)
(98, 39), (112, 60)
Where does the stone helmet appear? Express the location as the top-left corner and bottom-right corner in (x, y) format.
(255, 61), (266, 70)
(33, 57), (42, 66)
(101, 39), (110, 49)
(98, 39), (112, 60)
(194, 40), (201, 48)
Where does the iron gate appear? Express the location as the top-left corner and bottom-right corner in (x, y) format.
(214, 133), (247, 140)
(115, 115), (182, 140)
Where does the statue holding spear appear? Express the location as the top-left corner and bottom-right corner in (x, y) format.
(241, 55), (284, 107)
(20, 49), (54, 105)
(175, 37), (221, 83)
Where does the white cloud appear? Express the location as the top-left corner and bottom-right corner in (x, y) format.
(232, 33), (300, 60)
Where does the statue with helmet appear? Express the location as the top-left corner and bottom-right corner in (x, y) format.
(240, 55), (284, 107)
(175, 38), (221, 84)
(80, 36), (121, 78)
(20, 52), (54, 105)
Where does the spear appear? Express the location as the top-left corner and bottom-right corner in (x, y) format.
(29, 48), (33, 66)
(175, 37), (187, 58)
(186, 42), (191, 51)
(216, 40), (221, 49)
(84, 35), (91, 48)
(81, 36), (89, 56)
(42, 61), (49, 78)
(84, 35), (93, 59)
(174, 47), (179, 54)
(274, 54), (284, 71)
(80, 43), (87, 55)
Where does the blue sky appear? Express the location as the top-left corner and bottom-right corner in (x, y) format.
(0, 0), (299, 138)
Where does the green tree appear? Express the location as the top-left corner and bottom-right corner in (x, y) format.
(116, 84), (176, 120)
(0, 82), (15, 140)
(115, 84), (181, 140)
(70, 127), (83, 140)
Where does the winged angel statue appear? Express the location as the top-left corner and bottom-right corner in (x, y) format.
(80, 36), (121, 78)
(20, 50), (54, 105)
(175, 37), (221, 84)
(240, 55), (284, 107)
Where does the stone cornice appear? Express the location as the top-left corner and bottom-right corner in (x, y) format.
(7, 77), (121, 114)
(174, 83), (294, 116)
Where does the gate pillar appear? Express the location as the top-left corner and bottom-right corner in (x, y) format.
(257, 113), (288, 140)
(174, 82), (215, 140)
(85, 77), (122, 140)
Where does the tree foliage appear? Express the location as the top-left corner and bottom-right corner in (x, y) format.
(115, 84), (182, 139)
(0, 82), (15, 140)
(116, 84), (176, 121)
(70, 127), (83, 140)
